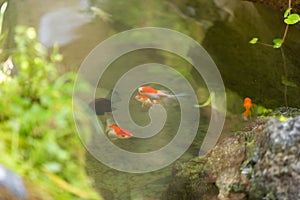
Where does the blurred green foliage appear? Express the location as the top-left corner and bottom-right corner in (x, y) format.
(0, 26), (102, 199)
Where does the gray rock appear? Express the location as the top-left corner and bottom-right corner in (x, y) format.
(0, 165), (27, 200)
(252, 116), (300, 200)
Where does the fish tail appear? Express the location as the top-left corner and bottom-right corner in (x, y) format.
(194, 93), (211, 108)
(168, 93), (189, 99)
(242, 109), (251, 118)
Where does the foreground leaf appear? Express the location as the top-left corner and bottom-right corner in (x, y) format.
(281, 76), (298, 87)
(284, 8), (292, 18)
(273, 38), (282, 48)
(249, 37), (258, 44)
(284, 13), (300, 25)
(44, 168), (101, 200)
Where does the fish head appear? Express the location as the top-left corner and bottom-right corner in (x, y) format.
(138, 87), (144, 93)
(135, 94), (144, 102)
(135, 94), (151, 102)
(243, 97), (252, 109)
(244, 97), (252, 104)
(106, 129), (119, 140)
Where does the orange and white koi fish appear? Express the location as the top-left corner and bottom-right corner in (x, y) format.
(106, 124), (132, 140)
(242, 97), (252, 120)
(138, 86), (186, 100)
(135, 93), (160, 107)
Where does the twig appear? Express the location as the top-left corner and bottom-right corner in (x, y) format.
(280, 48), (288, 106)
(281, 0), (291, 107)
(282, 0), (292, 44)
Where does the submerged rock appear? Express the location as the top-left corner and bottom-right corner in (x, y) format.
(206, 136), (249, 200)
(164, 110), (300, 200)
(162, 156), (218, 200)
(269, 107), (300, 118)
(163, 135), (251, 200)
(251, 116), (300, 200)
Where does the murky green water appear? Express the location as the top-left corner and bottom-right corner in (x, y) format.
(8, 0), (300, 199)
(84, 49), (208, 199)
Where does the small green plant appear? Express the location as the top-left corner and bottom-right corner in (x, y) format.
(249, 1), (300, 48)
(0, 2), (102, 198)
(249, 0), (298, 106)
(0, 26), (102, 199)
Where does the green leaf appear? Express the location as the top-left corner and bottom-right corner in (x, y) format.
(272, 38), (282, 48)
(284, 8), (292, 18)
(257, 105), (272, 115)
(25, 27), (37, 40)
(44, 162), (62, 173)
(284, 13), (300, 25)
(281, 76), (298, 87)
(249, 37), (258, 44)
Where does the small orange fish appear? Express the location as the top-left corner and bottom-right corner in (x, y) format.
(138, 86), (172, 99)
(106, 124), (132, 139)
(135, 93), (160, 107)
(138, 86), (188, 100)
(242, 97), (252, 119)
(135, 94), (153, 107)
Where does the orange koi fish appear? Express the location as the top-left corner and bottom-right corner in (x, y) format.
(106, 124), (132, 140)
(242, 97), (252, 119)
(135, 94), (153, 107)
(135, 94), (160, 107)
(138, 86), (186, 100)
(138, 86), (171, 99)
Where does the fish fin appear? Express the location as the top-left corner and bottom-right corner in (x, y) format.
(194, 94), (211, 108)
(143, 93), (161, 99)
(169, 93), (187, 100)
(158, 90), (171, 94)
(242, 110), (251, 120)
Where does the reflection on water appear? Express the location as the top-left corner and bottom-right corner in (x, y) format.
(38, 7), (91, 48)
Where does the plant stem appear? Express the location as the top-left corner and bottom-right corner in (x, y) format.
(257, 42), (273, 47)
(281, 24), (289, 44)
(251, 0), (293, 107)
(282, 0), (292, 44)
(280, 48), (288, 107)
(281, 0), (291, 107)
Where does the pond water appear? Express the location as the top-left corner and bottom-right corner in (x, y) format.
(7, 0), (300, 199)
